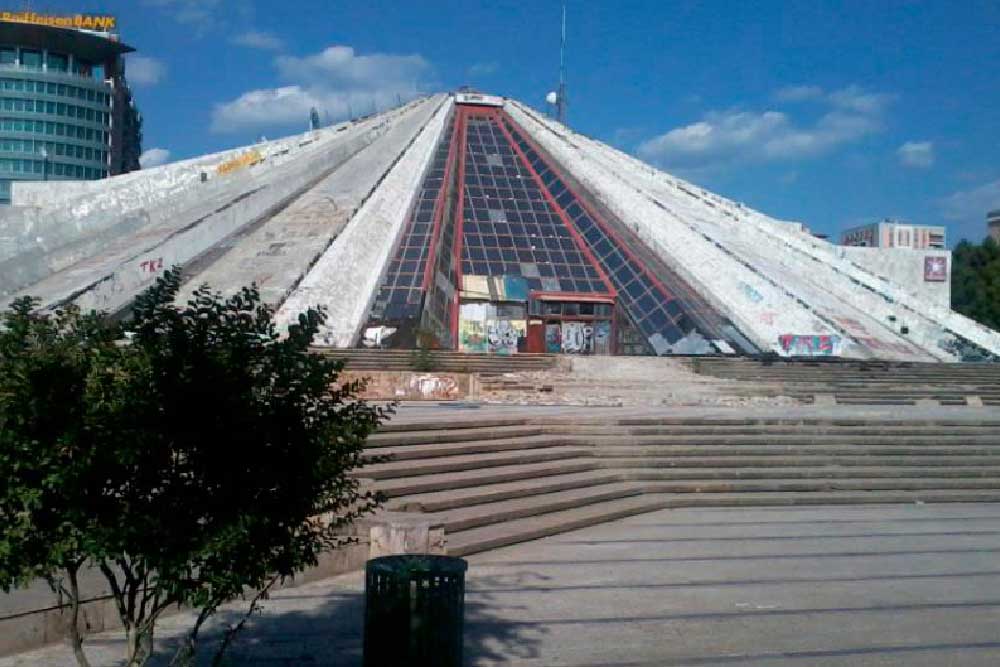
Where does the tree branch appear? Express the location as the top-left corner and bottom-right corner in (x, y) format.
(211, 575), (280, 667)
(98, 561), (129, 631)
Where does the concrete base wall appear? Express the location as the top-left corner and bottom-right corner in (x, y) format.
(343, 370), (478, 401)
(0, 542), (369, 658)
(838, 246), (951, 309)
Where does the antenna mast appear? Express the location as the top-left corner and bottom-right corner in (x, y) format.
(557, 0), (567, 124)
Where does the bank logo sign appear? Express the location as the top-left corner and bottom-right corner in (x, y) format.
(0, 12), (117, 32)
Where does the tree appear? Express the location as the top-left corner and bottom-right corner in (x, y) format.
(952, 236), (1000, 331)
(0, 270), (390, 666)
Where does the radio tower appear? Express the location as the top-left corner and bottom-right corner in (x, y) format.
(556, 0), (567, 124)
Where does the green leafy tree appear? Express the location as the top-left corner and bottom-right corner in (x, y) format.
(0, 270), (390, 666)
(952, 237), (1000, 331)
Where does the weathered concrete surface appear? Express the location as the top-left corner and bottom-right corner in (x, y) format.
(175, 95), (445, 307)
(342, 370), (477, 401)
(0, 97), (438, 308)
(839, 245), (951, 309)
(274, 98), (453, 346)
(507, 100), (1000, 361)
(4, 504), (1000, 665)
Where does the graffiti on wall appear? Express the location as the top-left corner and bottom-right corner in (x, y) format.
(408, 374), (460, 399)
(778, 334), (842, 356)
(562, 322), (594, 354)
(833, 316), (916, 356)
(487, 319), (525, 355)
(739, 281), (764, 303)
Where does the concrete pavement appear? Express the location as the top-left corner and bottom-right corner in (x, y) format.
(4, 503), (1000, 666)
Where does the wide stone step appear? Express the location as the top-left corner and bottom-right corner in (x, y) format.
(434, 482), (641, 533)
(588, 444), (1000, 457)
(598, 455), (1000, 468)
(610, 417), (1000, 427)
(371, 458), (600, 496)
(357, 446), (591, 479)
(375, 417), (529, 433)
(446, 494), (671, 556)
(543, 424), (1000, 436)
(367, 434), (575, 461)
(386, 470), (623, 512)
(637, 478), (1000, 493)
(545, 433), (1000, 446)
(445, 489), (1000, 556)
(622, 465), (1000, 481)
(367, 423), (545, 446)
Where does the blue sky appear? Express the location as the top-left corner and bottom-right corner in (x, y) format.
(51, 0), (1000, 243)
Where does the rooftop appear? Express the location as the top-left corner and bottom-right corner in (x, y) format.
(0, 20), (133, 62)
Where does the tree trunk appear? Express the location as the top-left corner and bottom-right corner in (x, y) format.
(125, 624), (154, 667)
(66, 565), (92, 667)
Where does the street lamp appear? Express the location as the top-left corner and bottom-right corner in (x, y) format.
(40, 146), (48, 182)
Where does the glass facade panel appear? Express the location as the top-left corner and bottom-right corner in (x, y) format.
(46, 53), (68, 72)
(459, 112), (611, 296)
(20, 50), (41, 69)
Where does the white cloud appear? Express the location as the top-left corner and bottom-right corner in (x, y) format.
(231, 30), (283, 51)
(773, 85), (824, 103)
(939, 179), (1000, 222)
(638, 85), (891, 170)
(211, 45), (432, 134)
(467, 62), (499, 77)
(127, 56), (167, 86)
(938, 178), (1000, 242)
(143, 0), (224, 29)
(139, 147), (171, 168)
(897, 141), (935, 168)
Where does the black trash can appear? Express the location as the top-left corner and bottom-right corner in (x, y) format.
(363, 554), (468, 667)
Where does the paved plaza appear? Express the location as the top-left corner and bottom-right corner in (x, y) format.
(4, 503), (1000, 666)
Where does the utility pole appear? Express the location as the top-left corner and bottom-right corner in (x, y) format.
(556, 0), (567, 124)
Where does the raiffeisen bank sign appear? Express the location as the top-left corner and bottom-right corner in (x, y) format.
(0, 11), (117, 32)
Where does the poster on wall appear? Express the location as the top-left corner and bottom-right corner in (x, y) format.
(924, 256), (948, 282)
(545, 324), (562, 353)
(459, 319), (487, 353)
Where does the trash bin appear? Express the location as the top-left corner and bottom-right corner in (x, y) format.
(363, 554), (468, 667)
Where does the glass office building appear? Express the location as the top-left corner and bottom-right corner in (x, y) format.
(0, 17), (141, 204)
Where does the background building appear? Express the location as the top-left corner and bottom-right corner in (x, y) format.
(0, 12), (140, 204)
(841, 218), (946, 249)
(989, 209), (1000, 242)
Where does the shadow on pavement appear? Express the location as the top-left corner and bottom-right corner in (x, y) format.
(126, 569), (547, 666)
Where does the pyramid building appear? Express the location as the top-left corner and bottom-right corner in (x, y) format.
(2, 92), (998, 362)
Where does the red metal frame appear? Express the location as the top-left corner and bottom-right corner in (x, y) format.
(421, 111), (462, 292)
(500, 111), (683, 305)
(448, 107), (472, 346)
(446, 104), (629, 353)
(494, 110), (617, 299)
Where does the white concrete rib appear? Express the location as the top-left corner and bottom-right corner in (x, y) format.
(273, 97), (454, 347)
(508, 100), (1000, 361)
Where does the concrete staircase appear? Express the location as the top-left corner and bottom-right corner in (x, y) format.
(359, 415), (1000, 556)
(689, 358), (1000, 406)
(313, 348), (559, 373)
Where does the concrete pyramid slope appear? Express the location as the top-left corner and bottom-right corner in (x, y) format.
(1, 91), (998, 362)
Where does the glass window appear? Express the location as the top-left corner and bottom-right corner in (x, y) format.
(46, 53), (68, 72)
(20, 50), (41, 69)
(0, 48), (15, 64)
